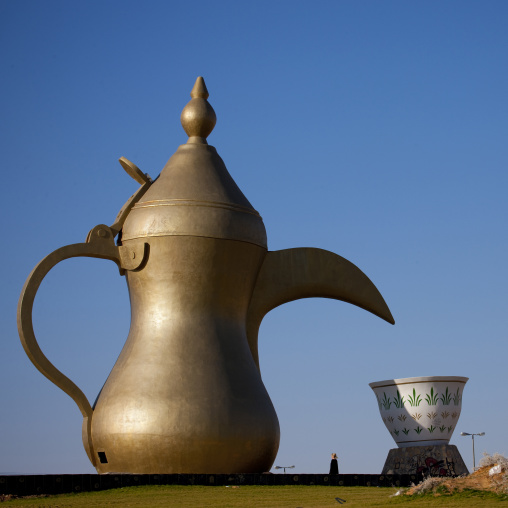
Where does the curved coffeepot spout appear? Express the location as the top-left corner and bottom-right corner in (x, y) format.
(246, 247), (395, 369)
(16, 160), (151, 466)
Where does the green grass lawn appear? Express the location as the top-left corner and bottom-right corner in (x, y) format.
(4, 485), (508, 507)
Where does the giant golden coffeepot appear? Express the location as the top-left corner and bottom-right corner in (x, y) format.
(18, 78), (394, 474)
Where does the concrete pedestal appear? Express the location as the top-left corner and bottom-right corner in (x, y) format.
(382, 444), (468, 476)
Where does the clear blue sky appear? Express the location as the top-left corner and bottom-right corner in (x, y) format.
(1, 0), (507, 474)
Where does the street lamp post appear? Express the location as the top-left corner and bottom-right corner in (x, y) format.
(274, 465), (295, 474)
(460, 432), (485, 470)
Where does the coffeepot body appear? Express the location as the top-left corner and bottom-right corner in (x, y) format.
(92, 145), (278, 473)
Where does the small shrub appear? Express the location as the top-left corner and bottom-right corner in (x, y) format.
(408, 476), (447, 495)
(479, 452), (508, 470)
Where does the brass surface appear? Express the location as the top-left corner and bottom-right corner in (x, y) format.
(18, 77), (394, 474)
(180, 76), (216, 144)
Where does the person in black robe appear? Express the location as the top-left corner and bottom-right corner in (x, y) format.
(329, 453), (339, 474)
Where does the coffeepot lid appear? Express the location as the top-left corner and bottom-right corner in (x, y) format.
(121, 77), (267, 249)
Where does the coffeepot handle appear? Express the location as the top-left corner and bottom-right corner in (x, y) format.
(17, 224), (147, 465)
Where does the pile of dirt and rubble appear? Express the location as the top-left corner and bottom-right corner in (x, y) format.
(405, 453), (508, 496)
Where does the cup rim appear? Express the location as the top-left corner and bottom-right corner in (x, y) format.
(369, 375), (469, 389)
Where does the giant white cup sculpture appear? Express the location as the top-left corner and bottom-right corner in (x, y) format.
(369, 376), (468, 448)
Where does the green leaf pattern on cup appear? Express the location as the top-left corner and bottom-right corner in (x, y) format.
(378, 386), (456, 412)
(381, 392), (391, 410)
(393, 390), (405, 408)
(425, 387), (439, 405)
(440, 387), (452, 405)
(407, 388), (422, 407)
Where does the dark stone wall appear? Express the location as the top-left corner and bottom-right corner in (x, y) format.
(0, 473), (418, 496)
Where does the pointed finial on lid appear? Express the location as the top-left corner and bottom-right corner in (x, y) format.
(181, 76), (216, 144)
(190, 76), (209, 99)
